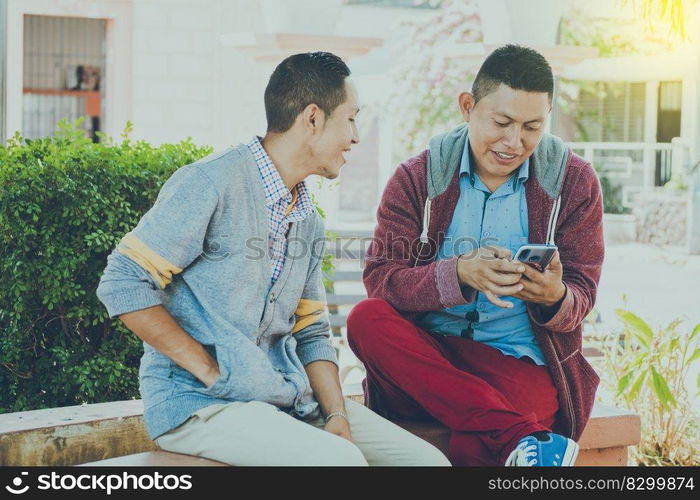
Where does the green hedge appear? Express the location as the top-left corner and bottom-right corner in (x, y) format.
(0, 121), (214, 412)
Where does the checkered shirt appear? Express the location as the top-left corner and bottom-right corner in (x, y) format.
(247, 136), (314, 284)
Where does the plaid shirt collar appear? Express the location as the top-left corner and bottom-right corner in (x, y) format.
(247, 136), (313, 217)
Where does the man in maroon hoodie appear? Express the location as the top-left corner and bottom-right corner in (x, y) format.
(347, 45), (604, 466)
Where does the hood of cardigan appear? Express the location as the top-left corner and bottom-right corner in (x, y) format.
(426, 122), (570, 200)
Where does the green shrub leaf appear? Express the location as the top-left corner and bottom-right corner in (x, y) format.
(650, 366), (677, 409)
(617, 371), (634, 395)
(691, 324), (700, 341)
(626, 369), (648, 403)
(688, 348), (700, 365)
(615, 309), (653, 348)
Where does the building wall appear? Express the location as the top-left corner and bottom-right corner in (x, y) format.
(4, 1), (699, 231)
(130, 0), (266, 148)
(4, 0), (272, 148)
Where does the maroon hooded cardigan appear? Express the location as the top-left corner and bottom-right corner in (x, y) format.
(362, 148), (604, 441)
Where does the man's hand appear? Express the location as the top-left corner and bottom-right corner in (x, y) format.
(304, 361), (354, 442)
(202, 365), (221, 388)
(513, 250), (566, 307)
(324, 414), (353, 442)
(119, 305), (221, 388)
(457, 246), (526, 308)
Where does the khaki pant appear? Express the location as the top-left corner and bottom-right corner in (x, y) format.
(155, 399), (450, 466)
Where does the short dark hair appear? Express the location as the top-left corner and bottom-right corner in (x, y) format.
(264, 52), (351, 133)
(471, 44), (553, 104)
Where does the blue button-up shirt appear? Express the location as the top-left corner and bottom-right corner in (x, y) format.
(418, 136), (546, 365)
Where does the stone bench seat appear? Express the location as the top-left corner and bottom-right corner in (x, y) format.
(0, 383), (640, 467)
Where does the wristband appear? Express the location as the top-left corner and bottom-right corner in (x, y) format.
(324, 410), (349, 424)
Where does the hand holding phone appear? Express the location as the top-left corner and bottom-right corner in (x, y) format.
(512, 245), (567, 307)
(456, 245), (526, 309)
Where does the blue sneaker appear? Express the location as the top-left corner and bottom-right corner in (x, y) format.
(504, 433), (579, 466)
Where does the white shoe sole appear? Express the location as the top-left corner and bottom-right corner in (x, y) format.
(562, 440), (579, 466)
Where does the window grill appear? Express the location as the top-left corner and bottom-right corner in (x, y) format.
(23, 15), (106, 141)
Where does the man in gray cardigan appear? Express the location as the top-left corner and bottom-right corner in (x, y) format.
(96, 52), (448, 466)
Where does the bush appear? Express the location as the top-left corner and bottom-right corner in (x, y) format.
(0, 121), (214, 412)
(588, 308), (700, 466)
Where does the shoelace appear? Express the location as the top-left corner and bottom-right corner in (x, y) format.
(504, 441), (538, 466)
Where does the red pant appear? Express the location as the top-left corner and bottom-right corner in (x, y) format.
(347, 298), (559, 466)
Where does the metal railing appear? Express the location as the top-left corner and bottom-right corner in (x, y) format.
(568, 140), (687, 208)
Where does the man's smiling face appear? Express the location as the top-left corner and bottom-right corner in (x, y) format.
(308, 79), (360, 180)
(464, 83), (551, 184)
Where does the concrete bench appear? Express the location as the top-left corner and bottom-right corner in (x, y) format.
(0, 384), (640, 466)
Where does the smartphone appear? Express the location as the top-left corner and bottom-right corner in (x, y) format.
(513, 244), (557, 271)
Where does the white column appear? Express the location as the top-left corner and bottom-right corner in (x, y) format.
(5, 0), (22, 139)
(687, 66), (700, 254)
(685, 3), (700, 254)
(0, 0), (6, 143)
(688, 154), (700, 254)
(643, 80), (659, 190)
(475, 0), (511, 44)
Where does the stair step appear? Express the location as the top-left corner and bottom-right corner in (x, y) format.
(325, 246), (366, 261)
(330, 315), (348, 329)
(325, 270), (363, 282)
(326, 294), (367, 306)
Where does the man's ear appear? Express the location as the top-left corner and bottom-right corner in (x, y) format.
(458, 92), (475, 122)
(301, 103), (323, 134)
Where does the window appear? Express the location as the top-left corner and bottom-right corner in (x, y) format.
(558, 81), (646, 143)
(22, 15), (106, 141)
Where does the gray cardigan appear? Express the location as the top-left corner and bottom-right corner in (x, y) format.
(96, 143), (337, 440)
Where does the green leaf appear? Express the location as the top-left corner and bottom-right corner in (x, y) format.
(626, 369), (647, 403)
(650, 366), (677, 409)
(617, 371), (634, 395)
(688, 348), (700, 365)
(691, 324), (700, 341)
(627, 351), (648, 371)
(668, 337), (680, 354)
(615, 309), (653, 348)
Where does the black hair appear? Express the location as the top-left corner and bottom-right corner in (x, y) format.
(264, 52), (351, 133)
(472, 44), (553, 104)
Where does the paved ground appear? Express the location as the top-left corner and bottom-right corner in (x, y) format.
(595, 242), (700, 331)
(591, 242), (700, 413)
